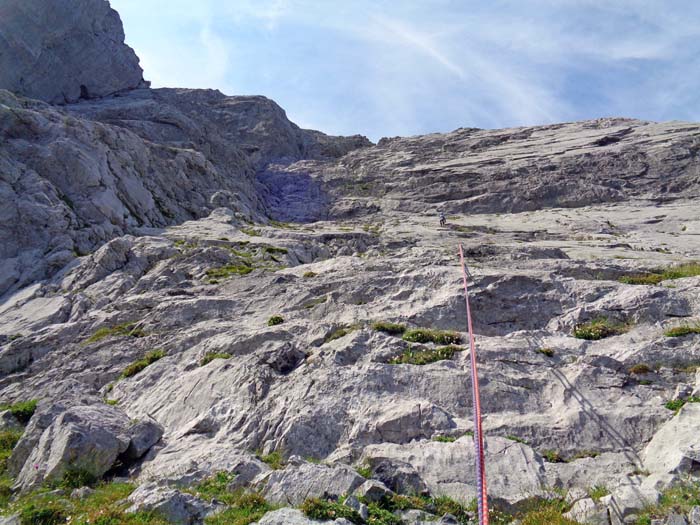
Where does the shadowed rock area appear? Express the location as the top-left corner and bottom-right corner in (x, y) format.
(0, 2), (699, 525)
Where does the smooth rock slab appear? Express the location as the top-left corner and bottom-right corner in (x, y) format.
(127, 482), (215, 525)
(261, 462), (365, 506)
(253, 508), (343, 524)
(644, 404), (700, 477)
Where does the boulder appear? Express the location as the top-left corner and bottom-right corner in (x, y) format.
(362, 436), (547, 503)
(127, 482), (215, 525)
(353, 479), (394, 503)
(253, 508), (339, 524)
(343, 495), (369, 521)
(261, 462), (365, 506)
(0, 0), (144, 104)
(644, 404), (700, 476)
(0, 410), (22, 431)
(124, 417), (164, 460)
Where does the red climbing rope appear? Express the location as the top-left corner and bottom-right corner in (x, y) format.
(459, 244), (489, 525)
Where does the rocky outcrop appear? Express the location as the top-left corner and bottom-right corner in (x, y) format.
(0, 0), (145, 104)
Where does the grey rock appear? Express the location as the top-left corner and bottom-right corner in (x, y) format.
(13, 403), (131, 491)
(0, 0), (144, 104)
(353, 479), (394, 503)
(125, 417), (164, 460)
(666, 513), (688, 525)
(688, 506), (700, 525)
(127, 482), (215, 525)
(344, 495), (369, 521)
(0, 515), (20, 525)
(253, 508), (338, 524)
(0, 410), (22, 431)
(71, 486), (96, 499)
(261, 462), (365, 506)
(644, 404), (700, 477)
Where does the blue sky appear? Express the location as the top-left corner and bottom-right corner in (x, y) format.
(111, 0), (700, 141)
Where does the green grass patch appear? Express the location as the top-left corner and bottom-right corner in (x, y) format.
(402, 328), (462, 345)
(302, 296), (327, 309)
(256, 450), (285, 470)
(664, 323), (700, 337)
(371, 321), (406, 336)
(636, 479), (700, 525)
(324, 325), (360, 344)
(356, 462), (372, 479)
(301, 498), (362, 523)
(199, 352), (231, 367)
(206, 263), (253, 280)
(664, 396), (700, 413)
(0, 399), (37, 424)
(104, 399), (119, 406)
(84, 322), (146, 344)
(541, 450), (566, 463)
(389, 345), (463, 365)
(506, 435), (529, 444)
(537, 348), (555, 357)
(121, 350), (166, 379)
(619, 262), (700, 285)
(267, 316), (284, 326)
(629, 363), (652, 374)
(240, 227), (261, 237)
(588, 485), (609, 502)
(263, 246), (288, 255)
(572, 317), (630, 340)
(432, 435), (457, 443)
(0, 429), (22, 480)
(302, 271), (317, 278)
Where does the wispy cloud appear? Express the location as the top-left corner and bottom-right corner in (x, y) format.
(111, 0), (700, 140)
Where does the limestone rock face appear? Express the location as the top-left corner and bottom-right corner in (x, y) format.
(260, 462), (365, 505)
(0, 0), (145, 104)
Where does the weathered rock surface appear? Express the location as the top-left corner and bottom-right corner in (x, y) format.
(127, 482), (216, 524)
(0, 0), (145, 104)
(1, 1), (700, 524)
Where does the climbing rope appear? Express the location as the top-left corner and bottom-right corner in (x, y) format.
(459, 244), (489, 525)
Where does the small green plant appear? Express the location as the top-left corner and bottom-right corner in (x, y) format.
(104, 399), (119, 406)
(433, 435), (457, 443)
(302, 296), (327, 309)
(60, 467), (99, 489)
(302, 271), (317, 278)
(0, 399), (37, 424)
(541, 449), (566, 463)
(206, 263), (253, 280)
(324, 325), (360, 344)
(506, 435), (528, 444)
(402, 328), (462, 345)
(664, 323), (700, 337)
(537, 348), (555, 357)
(635, 479), (700, 525)
(664, 396), (700, 413)
(256, 450), (285, 470)
(85, 322), (146, 344)
(301, 498), (362, 524)
(19, 501), (67, 525)
(389, 345), (463, 365)
(268, 315), (284, 326)
(0, 429), (22, 475)
(629, 363), (652, 374)
(263, 246), (288, 255)
(619, 262), (700, 285)
(121, 349), (166, 379)
(371, 321), (407, 335)
(204, 492), (272, 525)
(8, 334), (22, 341)
(356, 462), (372, 479)
(573, 317), (630, 340)
(240, 227), (261, 237)
(588, 485), (609, 502)
(569, 450), (600, 460)
(199, 352), (231, 366)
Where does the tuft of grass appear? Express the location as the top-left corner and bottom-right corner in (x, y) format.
(302, 271), (317, 278)
(389, 345), (464, 365)
(240, 227), (261, 237)
(0, 399), (37, 424)
(664, 396), (700, 413)
(629, 363), (652, 375)
(519, 507), (580, 525)
(572, 317), (630, 340)
(506, 435), (529, 444)
(356, 462), (373, 479)
(664, 323), (700, 337)
(206, 263), (253, 280)
(569, 450), (600, 460)
(541, 450), (566, 463)
(84, 322), (146, 344)
(256, 450), (285, 470)
(302, 296), (327, 309)
(402, 328), (462, 345)
(60, 467), (99, 489)
(267, 315), (284, 326)
(301, 498), (362, 524)
(433, 435), (457, 443)
(199, 352), (231, 367)
(104, 399), (119, 406)
(263, 246), (288, 255)
(121, 349), (166, 379)
(636, 479), (700, 525)
(537, 348), (555, 357)
(0, 429), (22, 478)
(324, 325), (360, 344)
(371, 321), (407, 336)
(588, 485), (609, 502)
(619, 262), (700, 285)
